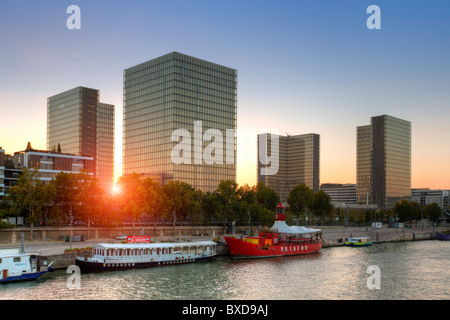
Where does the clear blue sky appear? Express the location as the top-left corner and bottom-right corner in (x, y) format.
(1, 0), (449, 188)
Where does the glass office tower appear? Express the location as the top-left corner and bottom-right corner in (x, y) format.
(47, 87), (115, 192)
(257, 133), (320, 204)
(356, 125), (372, 205)
(123, 52), (237, 191)
(356, 115), (411, 208)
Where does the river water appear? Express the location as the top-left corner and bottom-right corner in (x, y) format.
(1, 240), (448, 300)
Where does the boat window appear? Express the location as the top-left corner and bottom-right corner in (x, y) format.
(14, 257), (21, 262)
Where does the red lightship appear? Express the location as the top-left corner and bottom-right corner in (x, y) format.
(224, 204), (322, 258)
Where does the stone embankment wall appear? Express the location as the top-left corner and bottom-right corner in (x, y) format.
(0, 225), (255, 244)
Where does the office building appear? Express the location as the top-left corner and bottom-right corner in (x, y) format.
(356, 115), (411, 208)
(411, 189), (449, 209)
(258, 133), (320, 205)
(123, 52), (237, 191)
(320, 183), (357, 204)
(47, 87), (114, 192)
(0, 147), (93, 196)
(0, 147), (5, 197)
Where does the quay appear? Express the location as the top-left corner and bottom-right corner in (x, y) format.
(0, 225), (446, 270)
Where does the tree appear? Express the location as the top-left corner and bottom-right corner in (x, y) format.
(201, 191), (222, 225)
(7, 168), (48, 238)
(163, 180), (194, 237)
(216, 180), (240, 234)
(424, 202), (442, 223)
(393, 200), (421, 224)
(141, 178), (166, 236)
(310, 190), (334, 226)
(73, 170), (104, 232)
(254, 182), (280, 211)
(117, 173), (147, 227)
(52, 172), (78, 225)
(287, 184), (314, 225)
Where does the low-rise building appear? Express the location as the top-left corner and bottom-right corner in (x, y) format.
(1, 146), (93, 196)
(320, 183), (357, 204)
(411, 188), (449, 209)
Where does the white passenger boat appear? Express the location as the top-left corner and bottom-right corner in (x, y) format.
(0, 249), (52, 283)
(75, 241), (217, 273)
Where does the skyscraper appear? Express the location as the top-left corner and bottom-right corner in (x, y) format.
(123, 52), (237, 191)
(47, 87), (115, 192)
(258, 133), (320, 204)
(356, 115), (411, 208)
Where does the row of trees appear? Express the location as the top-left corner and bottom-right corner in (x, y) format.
(0, 169), (285, 232)
(1, 168), (443, 231)
(393, 200), (443, 224)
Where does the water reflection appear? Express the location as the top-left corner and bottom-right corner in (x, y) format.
(0, 241), (448, 300)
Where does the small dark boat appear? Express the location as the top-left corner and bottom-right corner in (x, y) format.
(437, 232), (450, 241)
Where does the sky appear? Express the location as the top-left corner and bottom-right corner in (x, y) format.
(1, 0), (449, 189)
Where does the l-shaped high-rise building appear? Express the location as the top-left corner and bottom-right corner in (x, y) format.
(356, 115), (411, 208)
(47, 86), (115, 192)
(257, 133), (320, 205)
(122, 52), (237, 192)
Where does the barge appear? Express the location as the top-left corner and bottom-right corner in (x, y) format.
(75, 241), (217, 273)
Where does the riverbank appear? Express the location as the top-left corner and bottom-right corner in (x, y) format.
(1, 225), (446, 269)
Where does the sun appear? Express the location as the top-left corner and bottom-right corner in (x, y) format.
(112, 185), (121, 194)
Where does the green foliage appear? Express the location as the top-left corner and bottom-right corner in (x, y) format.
(287, 184), (314, 224)
(393, 200), (422, 223)
(310, 190), (334, 225)
(424, 202), (442, 222)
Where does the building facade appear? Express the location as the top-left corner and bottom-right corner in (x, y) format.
(0, 147), (5, 197)
(258, 133), (320, 205)
(320, 183), (357, 204)
(411, 189), (449, 209)
(47, 87), (114, 192)
(123, 52), (237, 192)
(356, 125), (372, 205)
(0, 147), (93, 196)
(356, 115), (411, 208)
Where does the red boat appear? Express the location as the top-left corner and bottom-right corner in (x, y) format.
(224, 204), (322, 258)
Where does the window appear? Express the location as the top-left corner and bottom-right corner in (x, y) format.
(14, 257), (21, 262)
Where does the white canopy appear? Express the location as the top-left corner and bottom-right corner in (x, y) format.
(271, 220), (321, 235)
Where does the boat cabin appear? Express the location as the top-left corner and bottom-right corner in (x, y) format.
(345, 237), (372, 246)
(0, 249), (50, 282)
(85, 241), (217, 264)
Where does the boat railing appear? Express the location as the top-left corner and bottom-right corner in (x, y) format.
(101, 248), (215, 264)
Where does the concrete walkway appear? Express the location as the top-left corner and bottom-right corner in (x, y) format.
(0, 225), (446, 256)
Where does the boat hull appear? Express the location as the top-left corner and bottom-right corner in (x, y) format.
(437, 233), (450, 241)
(345, 242), (372, 247)
(75, 255), (215, 273)
(224, 237), (322, 259)
(0, 271), (48, 283)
